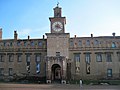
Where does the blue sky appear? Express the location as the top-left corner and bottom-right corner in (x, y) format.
(0, 0), (120, 39)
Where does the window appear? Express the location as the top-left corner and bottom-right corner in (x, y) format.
(38, 41), (42, 46)
(0, 68), (4, 76)
(107, 69), (112, 77)
(24, 42), (27, 46)
(106, 53), (112, 62)
(9, 54), (14, 62)
(112, 42), (116, 48)
(26, 55), (30, 62)
(85, 53), (91, 64)
(9, 68), (13, 76)
(0, 54), (4, 62)
(86, 40), (90, 46)
(56, 52), (60, 56)
(36, 55), (41, 62)
(36, 63), (40, 74)
(94, 40), (99, 45)
(85, 53), (91, 74)
(96, 53), (102, 62)
(74, 53), (80, 62)
(26, 54), (30, 73)
(78, 40), (82, 46)
(74, 53), (80, 73)
(31, 41), (34, 46)
(70, 41), (74, 46)
(17, 54), (22, 62)
(35, 54), (41, 74)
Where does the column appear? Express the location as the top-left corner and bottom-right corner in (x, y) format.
(61, 58), (66, 84)
(46, 58), (51, 83)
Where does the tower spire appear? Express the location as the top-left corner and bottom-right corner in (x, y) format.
(57, 2), (59, 7)
(54, 2), (61, 17)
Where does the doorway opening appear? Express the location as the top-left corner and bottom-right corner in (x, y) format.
(51, 64), (61, 83)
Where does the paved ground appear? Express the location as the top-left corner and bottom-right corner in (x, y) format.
(0, 83), (120, 90)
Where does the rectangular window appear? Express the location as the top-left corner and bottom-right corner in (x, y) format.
(85, 53), (91, 64)
(18, 54), (22, 62)
(70, 41), (74, 46)
(36, 54), (41, 62)
(9, 54), (14, 62)
(9, 68), (13, 76)
(74, 53), (80, 62)
(26, 55), (30, 62)
(74, 53), (80, 73)
(0, 68), (4, 76)
(0, 55), (4, 62)
(36, 54), (41, 74)
(96, 53), (102, 62)
(26, 54), (30, 73)
(106, 53), (112, 62)
(107, 69), (112, 77)
(85, 53), (91, 74)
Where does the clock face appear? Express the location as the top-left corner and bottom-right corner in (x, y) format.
(52, 21), (63, 32)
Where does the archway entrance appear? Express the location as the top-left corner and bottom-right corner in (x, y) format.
(51, 64), (61, 82)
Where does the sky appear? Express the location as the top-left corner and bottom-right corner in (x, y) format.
(0, 0), (120, 39)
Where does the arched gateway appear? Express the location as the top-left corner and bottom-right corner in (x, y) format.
(46, 56), (67, 84)
(51, 64), (61, 82)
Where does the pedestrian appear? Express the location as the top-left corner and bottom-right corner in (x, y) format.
(80, 79), (83, 88)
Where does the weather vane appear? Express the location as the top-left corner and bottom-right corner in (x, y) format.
(57, 1), (59, 7)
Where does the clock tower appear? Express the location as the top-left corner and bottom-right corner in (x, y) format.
(45, 4), (70, 84)
(49, 4), (66, 33)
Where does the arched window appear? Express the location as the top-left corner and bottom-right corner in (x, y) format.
(94, 40), (99, 45)
(78, 40), (82, 46)
(31, 41), (34, 46)
(86, 40), (90, 46)
(38, 41), (42, 46)
(112, 42), (116, 48)
(24, 42), (27, 47)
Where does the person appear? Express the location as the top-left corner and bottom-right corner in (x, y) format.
(80, 79), (83, 88)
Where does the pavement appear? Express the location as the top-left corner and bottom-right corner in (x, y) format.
(0, 83), (120, 90)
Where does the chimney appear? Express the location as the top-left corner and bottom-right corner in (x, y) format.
(0, 28), (2, 40)
(74, 35), (76, 38)
(91, 34), (93, 38)
(28, 35), (30, 40)
(43, 35), (45, 39)
(14, 31), (18, 41)
(112, 32), (115, 37)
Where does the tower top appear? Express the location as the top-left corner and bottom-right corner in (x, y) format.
(54, 3), (62, 17)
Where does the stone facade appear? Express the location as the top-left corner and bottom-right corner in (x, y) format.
(0, 5), (120, 82)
